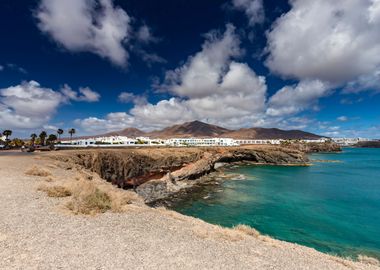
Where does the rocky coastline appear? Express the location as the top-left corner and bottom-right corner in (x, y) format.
(54, 143), (337, 204)
(354, 141), (380, 148)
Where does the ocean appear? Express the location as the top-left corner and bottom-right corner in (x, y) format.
(174, 148), (380, 259)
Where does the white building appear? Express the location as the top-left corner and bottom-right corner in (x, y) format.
(61, 138), (97, 146)
(332, 137), (369, 146)
(234, 139), (282, 145)
(166, 138), (238, 147)
(61, 136), (137, 147)
(96, 136), (137, 145)
(136, 137), (166, 145)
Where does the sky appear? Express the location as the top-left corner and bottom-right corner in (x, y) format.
(0, 0), (380, 139)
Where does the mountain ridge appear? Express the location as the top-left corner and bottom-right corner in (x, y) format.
(90, 120), (324, 140)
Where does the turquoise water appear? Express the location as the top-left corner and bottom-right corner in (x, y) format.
(174, 148), (380, 259)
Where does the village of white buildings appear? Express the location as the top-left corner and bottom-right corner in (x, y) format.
(59, 136), (371, 148)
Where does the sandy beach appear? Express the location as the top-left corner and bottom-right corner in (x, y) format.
(0, 150), (379, 270)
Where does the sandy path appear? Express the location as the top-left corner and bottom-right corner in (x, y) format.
(0, 152), (378, 270)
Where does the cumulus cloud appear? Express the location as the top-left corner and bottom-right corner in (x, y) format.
(61, 84), (100, 102)
(162, 24), (242, 98)
(343, 69), (380, 94)
(267, 80), (331, 116)
(74, 112), (135, 134)
(36, 0), (131, 66)
(232, 0), (265, 26)
(133, 25), (267, 129)
(0, 81), (101, 130)
(77, 25), (269, 132)
(118, 92), (147, 105)
(0, 81), (62, 129)
(266, 0), (380, 86)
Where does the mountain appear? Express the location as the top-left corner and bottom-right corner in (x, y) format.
(101, 128), (146, 138)
(223, 127), (323, 140)
(91, 120), (324, 140)
(146, 120), (231, 138)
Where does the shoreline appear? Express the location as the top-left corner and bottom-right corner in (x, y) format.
(1, 146), (379, 269)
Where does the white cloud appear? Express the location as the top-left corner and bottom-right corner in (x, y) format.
(74, 112), (135, 134)
(77, 25), (269, 132)
(162, 24), (242, 98)
(132, 25), (267, 129)
(337, 116), (348, 122)
(0, 81), (101, 130)
(43, 124), (59, 131)
(61, 84), (100, 102)
(136, 25), (158, 44)
(343, 69), (380, 94)
(266, 0), (380, 86)
(0, 65), (3, 71)
(0, 81), (62, 129)
(36, 0), (131, 66)
(118, 92), (147, 105)
(232, 0), (265, 26)
(267, 80), (331, 116)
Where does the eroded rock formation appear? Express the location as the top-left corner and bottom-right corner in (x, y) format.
(54, 145), (314, 203)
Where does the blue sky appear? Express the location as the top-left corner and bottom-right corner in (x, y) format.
(0, 0), (379, 138)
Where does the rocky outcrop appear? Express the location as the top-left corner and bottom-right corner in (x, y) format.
(55, 148), (205, 189)
(288, 142), (341, 153)
(55, 143), (338, 204)
(355, 141), (380, 148)
(55, 146), (308, 203)
(136, 147), (308, 203)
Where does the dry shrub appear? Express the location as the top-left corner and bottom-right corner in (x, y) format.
(108, 191), (135, 213)
(234, 224), (260, 238)
(25, 166), (52, 177)
(358, 255), (380, 266)
(234, 224), (281, 247)
(66, 180), (112, 215)
(38, 185), (72, 197)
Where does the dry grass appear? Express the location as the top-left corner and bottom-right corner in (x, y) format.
(192, 225), (244, 242)
(25, 166), (52, 177)
(109, 190), (135, 213)
(66, 180), (111, 215)
(38, 185), (72, 198)
(358, 255), (380, 266)
(234, 224), (260, 238)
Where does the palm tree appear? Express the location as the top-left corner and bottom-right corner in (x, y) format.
(47, 134), (57, 145)
(3, 130), (12, 141)
(39, 131), (47, 146)
(30, 133), (37, 146)
(57, 129), (64, 141)
(68, 128), (76, 140)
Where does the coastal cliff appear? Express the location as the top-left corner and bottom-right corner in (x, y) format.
(355, 141), (380, 148)
(55, 145), (311, 203)
(288, 142), (342, 153)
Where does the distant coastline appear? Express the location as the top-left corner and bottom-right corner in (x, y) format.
(354, 141), (380, 148)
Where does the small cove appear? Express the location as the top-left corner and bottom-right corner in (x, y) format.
(173, 148), (380, 259)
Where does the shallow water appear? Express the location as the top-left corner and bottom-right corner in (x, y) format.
(174, 148), (380, 259)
